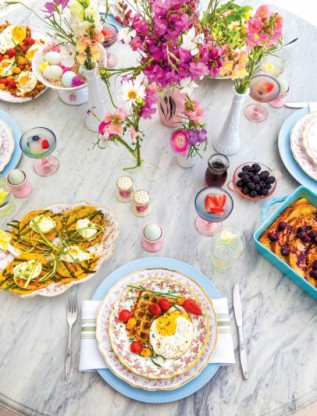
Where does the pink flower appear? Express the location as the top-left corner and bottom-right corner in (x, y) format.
(130, 126), (138, 143)
(116, 108), (127, 121)
(108, 123), (123, 136)
(98, 121), (109, 135)
(170, 130), (189, 154)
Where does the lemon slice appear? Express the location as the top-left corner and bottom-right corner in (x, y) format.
(221, 229), (237, 242)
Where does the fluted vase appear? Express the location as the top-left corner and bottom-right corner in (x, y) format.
(84, 67), (107, 132)
(213, 87), (249, 155)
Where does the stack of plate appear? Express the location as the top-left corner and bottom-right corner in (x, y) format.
(0, 110), (22, 176)
(278, 108), (317, 191)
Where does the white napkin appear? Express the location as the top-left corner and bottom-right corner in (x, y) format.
(79, 298), (235, 372)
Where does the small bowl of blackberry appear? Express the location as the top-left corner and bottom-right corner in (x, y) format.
(228, 162), (281, 200)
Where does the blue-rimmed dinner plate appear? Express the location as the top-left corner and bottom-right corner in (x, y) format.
(92, 257), (220, 403)
(0, 110), (22, 176)
(278, 107), (317, 192)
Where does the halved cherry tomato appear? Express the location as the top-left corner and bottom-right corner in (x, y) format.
(118, 309), (133, 323)
(183, 299), (202, 315)
(159, 298), (170, 311)
(7, 80), (16, 89)
(24, 38), (35, 45)
(149, 302), (161, 316)
(6, 48), (16, 58)
(130, 341), (143, 354)
(19, 45), (27, 52)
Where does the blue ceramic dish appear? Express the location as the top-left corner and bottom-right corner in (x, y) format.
(253, 186), (317, 301)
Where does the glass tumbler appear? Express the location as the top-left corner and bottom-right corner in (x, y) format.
(209, 226), (245, 270)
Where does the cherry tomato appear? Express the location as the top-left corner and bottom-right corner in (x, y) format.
(7, 80), (16, 89)
(130, 341), (143, 354)
(118, 309), (133, 323)
(149, 302), (162, 316)
(6, 48), (17, 58)
(19, 45), (27, 53)
(24, 38), (35, 45)
(0, 79), (8, 85)
(159, 298), (170, 311)
(183, 299), (202, 315)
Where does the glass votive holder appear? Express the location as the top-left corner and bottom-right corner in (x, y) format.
(210, 226), (245, 271)
(116, 175), (133, 202)
(7, 169), (33, 198)
(0, 175), (14, 217)
(141, 223), (163, 252)
(131, 190), (151, 217)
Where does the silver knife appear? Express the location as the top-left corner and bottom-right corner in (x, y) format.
(233, 284), (248, 380)
(285, 102), (317, 112)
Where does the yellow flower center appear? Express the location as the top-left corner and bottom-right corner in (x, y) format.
(128, 90), (137, 99)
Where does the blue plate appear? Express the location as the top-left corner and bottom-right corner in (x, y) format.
(0, 110), (22, 176)
(92, 257), (221, 403)
(278, 108), (317, 192)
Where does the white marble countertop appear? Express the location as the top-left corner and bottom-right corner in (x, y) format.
(1, 2), (317, 416)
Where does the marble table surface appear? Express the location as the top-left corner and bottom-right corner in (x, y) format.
(1, 2), (317, 416)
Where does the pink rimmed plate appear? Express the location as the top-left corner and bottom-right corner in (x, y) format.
(0, 119), (15, 172)
(0, 201), (119, 298)
(290, 112), (317, 181)
(96, 268), (218, 391)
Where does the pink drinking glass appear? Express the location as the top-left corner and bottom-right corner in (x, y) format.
(244, 75), (280, 123)
(100, 15), (118, 68)
(20, 127), (59, 177)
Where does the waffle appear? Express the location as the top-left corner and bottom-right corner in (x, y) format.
(127, 291), (163, 343)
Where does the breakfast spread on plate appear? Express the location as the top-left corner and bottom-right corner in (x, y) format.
(108, 277), (211, 379)
(0, 204), (110, 295)
(0, 118), (15, 172)
(0, 22), (46, 98)
(260, 197), (317, 288)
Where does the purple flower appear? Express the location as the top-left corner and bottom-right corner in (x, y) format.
(189, 62), (209, 79)
(71, 76), (85, 87)
(43, 2), (56, 16)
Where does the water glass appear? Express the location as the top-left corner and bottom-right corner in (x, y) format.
(210, 226), (245, 270)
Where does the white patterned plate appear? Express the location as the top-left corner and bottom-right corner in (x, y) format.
(0, 119), (15, 172)
(303, 115), (317, 165)
(0, 201), (119, 298)
(96, 268), (218, 390)
(290, 113), (317, 181)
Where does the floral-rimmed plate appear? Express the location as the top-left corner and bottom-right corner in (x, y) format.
(302, 115), (317, 165)
(0, 118), (15, 172)
(0, 201), (119, 298)
(96, 268), (218, 391)
(290, 112), (317, 181)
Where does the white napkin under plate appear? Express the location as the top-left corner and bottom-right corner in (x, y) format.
(79, 298), (235, 372)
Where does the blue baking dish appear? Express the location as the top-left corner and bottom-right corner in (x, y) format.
(253, 186), (317, 300)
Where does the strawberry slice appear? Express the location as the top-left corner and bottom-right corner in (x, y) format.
(204, 194), (226, 215)
(264, 82), (274, 93)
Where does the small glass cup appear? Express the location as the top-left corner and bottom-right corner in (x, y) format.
(20, 127), (59, 177)
(205, 154), (229, 187)
(0, 175), (14, 217)
(210, 226), (245, 271)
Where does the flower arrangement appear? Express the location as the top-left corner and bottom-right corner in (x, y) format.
(93, 80), (157, 169)
(170, 97), (208, 159)
(96, 0), (224, 166)
(8, 0), (104, 69)
(203, 1), (284, 93)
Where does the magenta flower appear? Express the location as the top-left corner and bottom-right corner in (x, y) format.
(170, 130), (189, 154)
(189, 62), (209, 79)
(43, 2), (56, 16)
(71, 76), (85, 87)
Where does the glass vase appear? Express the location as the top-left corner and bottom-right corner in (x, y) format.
(213, 87), (249, 155)
(176, 153), (196, 168)
(84, 67), (107, 132)
(157, 88), (186, 128)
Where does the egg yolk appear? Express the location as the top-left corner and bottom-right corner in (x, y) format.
(12, 26), (26, 43)
(155, 311), (191, 336)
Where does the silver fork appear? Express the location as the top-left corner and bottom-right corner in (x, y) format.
(65, 291), (78, 380)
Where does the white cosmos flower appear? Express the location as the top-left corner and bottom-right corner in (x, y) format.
(117, 28), (136, 44)
(60, 44), (77, 67)
(121, 81), (146, 106)
(179, 77), (199, 95)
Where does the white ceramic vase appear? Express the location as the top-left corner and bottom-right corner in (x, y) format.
(84, 67), (107, 132)
(176, 153), (196, 168)
(213, 87), (249, 155)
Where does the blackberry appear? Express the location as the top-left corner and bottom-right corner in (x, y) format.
(259, 170), (270, 180)
(260, 181), (266, 188)
(302, 234), (312, 242)
(262, 188), (269, 196)
(247, 182), (256, 190)
(278, 222), (288, 231)
(242, 187), (249, 195)
(253, 175), (260, 184)
(254, 184), (261, 192)
(309, 269), (317, 279)
(242, 165), (251, 172)
(280, 247), (290, 256)
(268, 232), (279, 242)
(249, 191), (257, 198)
(251, 163), (261, 172)
(238, 172), (244, 178)
(309, 230), (317, 240)
(266, 176), (276, 184)
(236, 179), (244, 187)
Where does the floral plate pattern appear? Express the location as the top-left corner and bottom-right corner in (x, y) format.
(96, 268), (218, 391)
(0, 201), (119, 298)
(0, 119), (15, 172)
(290, 113), (317, 181)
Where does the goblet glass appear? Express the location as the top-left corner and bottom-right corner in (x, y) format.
(244, 75), (280, 123)
(100, 14), (118, 68)
(20, 127), (59, 177)
(194, 187), (234, 236)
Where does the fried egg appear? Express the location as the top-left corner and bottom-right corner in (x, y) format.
(16, 71), (37, 96)
(76, 218), (98, 240)
(30, 215), (56, 234)
(0, 58), (14, 77)
(13, 260), (42, 280)
(149, 307), (194, 359)
(25, 40), (43, 61)
(0, 25), (26, 53)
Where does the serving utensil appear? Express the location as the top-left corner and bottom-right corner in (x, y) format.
(65, 291), (78, 380)
(285, 102), (317, 112)
(233, 284), (248, 380)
